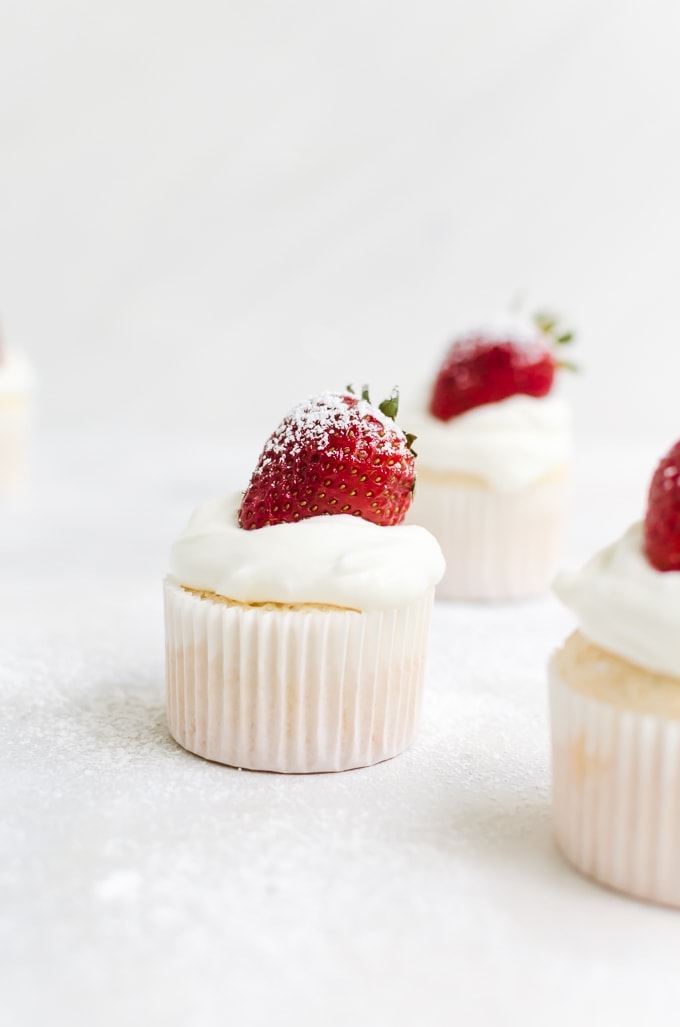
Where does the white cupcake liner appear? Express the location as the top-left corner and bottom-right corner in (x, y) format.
(549, 660), (680, 908)
(409, 472), (568, 600)
(0, 394), (30, 498)
(164, 577), (435, 774)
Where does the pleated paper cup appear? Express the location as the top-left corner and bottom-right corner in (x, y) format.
(408, 468), (569, 600)
(0, 393), (30, 498)
(549, 655), (680, 908)
(164, 577), (435, 774)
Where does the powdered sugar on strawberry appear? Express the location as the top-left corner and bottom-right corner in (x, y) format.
(257, 390), (400, 469)
(429, 313), (574, 421)
(453, 316), (548, 357)
(239, 390), (416, 530)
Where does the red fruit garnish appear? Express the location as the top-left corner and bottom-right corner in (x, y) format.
(429, 314), (575, 421)
(239, 387), (417, 530)
(644, 440), (680, 572)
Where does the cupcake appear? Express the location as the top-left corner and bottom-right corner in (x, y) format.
(550, 439), (680, 907)
(0, 322), (33, 498)
(164, 388), (445, 773)
(406, 313), (574, 600)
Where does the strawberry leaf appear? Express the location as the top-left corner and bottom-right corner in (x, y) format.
(534, 312), (557, 333)
(379, 390), (399, 421)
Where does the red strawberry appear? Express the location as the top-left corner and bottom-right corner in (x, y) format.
(429, 314), (575, 421)
(239, 387), (416, 530)
(644, 440), (680, 572)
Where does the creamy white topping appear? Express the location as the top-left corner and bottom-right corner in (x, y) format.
(0, 351), (33, 395)
(170, 493), (445, 610)
(554, 522), (680, 679)
(407, 394), (571, 491)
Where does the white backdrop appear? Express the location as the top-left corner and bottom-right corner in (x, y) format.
(4, 6), (680, 1027)
(2, 0), (680, 447)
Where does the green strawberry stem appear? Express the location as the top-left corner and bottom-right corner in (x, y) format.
(346, 383), (416, 453)
(534, 311), (575, 346)
(378, 390), (399, 420)
(533, 311), (578, 371)
(534, 312), (557, 334)
(348, 383), (400, 421)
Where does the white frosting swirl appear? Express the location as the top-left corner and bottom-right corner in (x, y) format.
(406, 394), (571, 491)
(0, 351), (33, 395)
(170, 493), (445, 610)
(554, 522), (680, 679)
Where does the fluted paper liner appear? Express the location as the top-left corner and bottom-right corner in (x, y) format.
(550, 661), (680, 908)
(410, 472), (568, 600)
(164, 577), (435, 773)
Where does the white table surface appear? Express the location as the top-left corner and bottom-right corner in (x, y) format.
(2, 427), (680, 1027)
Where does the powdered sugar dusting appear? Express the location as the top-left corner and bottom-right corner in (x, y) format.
(452, 316), (549, 365)
(449, 336), (547, 371)
(259, 391), (404, 468)
(240, 390), (415, 528)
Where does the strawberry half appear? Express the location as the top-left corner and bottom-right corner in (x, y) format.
(644, 440), (680, 572)
(238, 387), (416, 530)
(429, 314), (575, 421)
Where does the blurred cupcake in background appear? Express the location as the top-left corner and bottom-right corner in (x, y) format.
(406, 310), (576, 600)
(0, 317), (34, 499)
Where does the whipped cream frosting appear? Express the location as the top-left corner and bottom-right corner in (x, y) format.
(554, 522), (680, 679)
(170, 493), (445, 610)
(0, 351), (33, 395)
(406, 394), (571, 491)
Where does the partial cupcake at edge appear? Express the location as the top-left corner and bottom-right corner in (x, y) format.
(164, 386), (444, 774)
(550, 438), (680, 907)
(0, 318), (33, 498)
(406, 311), (576, 600)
